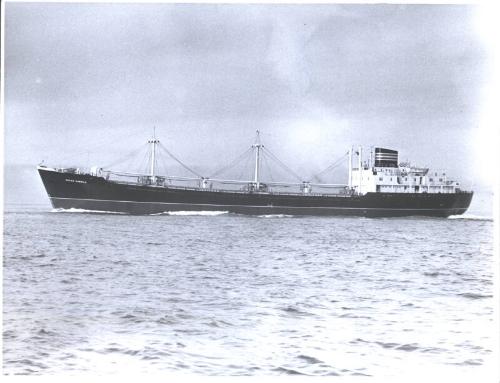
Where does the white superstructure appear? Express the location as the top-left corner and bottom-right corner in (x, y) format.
(349, 147), (460, 195)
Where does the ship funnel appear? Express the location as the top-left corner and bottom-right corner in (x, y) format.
(374, 148), (398, 168)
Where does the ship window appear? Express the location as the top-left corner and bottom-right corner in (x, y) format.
(379, 177), (383, 181)
(390, 177), (392, 181)
(439, 178), (443, 182)
(414, 178), (417, 182)
(430, 178), (433, 181)
(405, 177), (408, 181)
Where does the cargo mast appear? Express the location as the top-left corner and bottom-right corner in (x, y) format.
(358, 146), (363, 194)
(148, 128), (160, 183)
(252, 130), (263, 190)
(348, 147), (353, 189)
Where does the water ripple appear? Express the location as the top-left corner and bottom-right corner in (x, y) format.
(3, 211), (495, 375)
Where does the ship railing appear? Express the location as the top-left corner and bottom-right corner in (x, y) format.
(52, 167), (351, 195)
(103, 171), (351, 197)
(105, 170), (348, 188)
(54, 167), (94, 175)
(107, 179), (353, 197)
(106, 170), (198, 182)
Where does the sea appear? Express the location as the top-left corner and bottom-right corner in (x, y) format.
(2, 193), (497, 378)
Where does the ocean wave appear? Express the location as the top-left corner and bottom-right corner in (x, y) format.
(281, 306), (314, 317)
(355, 339), (426, 353)
(51, 208), (125, 214)
(448, 214), (493, 221)
(423, 271), (442, 277)
(272, 366), (307, 375)
(297, 354), (323, 364)
(458, 292), (493, 300)
(152, 210), (229, 216)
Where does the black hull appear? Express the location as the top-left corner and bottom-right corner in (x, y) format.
(38, 168), (473, 217)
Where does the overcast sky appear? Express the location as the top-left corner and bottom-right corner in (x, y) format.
(4, 3), (493, 191)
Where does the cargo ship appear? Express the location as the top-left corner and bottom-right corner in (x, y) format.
(38, 131), (473, 217)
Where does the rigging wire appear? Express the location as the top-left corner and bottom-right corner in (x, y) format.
(143, 146), (151, 175)
(137, 147), (150, 174)
(237, 149), (254, 181)
(310, 151), (349, 182)
(128, 146), (146, 174)
(112, 144), (150, 175)
(101, 143), (149, 170)
(123, 145), (146, 174)
(158, 149), (171, 178)
(261, 151), (275, 182)
(157, 147), (189, 181)
(262, 147), (303, 183)
(158, 143), (203, 178)
(90, 130), (349, 190)
(209, 147), (254, 179)
(57, 129), (148, 166)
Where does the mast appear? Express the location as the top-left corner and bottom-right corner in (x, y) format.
(348, 146), (353, 189)
(252, 130), (263, 190)
(358, 146), (363, 194)
(148, 127), (160, 183)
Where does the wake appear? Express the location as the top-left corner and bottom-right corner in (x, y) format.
(448, 214), (493, 221)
